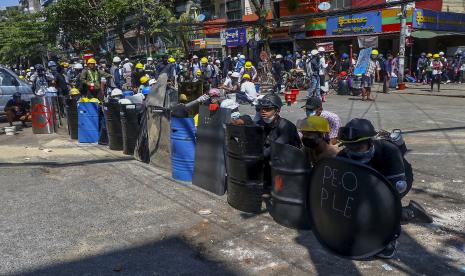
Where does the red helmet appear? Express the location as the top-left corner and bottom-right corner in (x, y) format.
(340, 71), (347, 77)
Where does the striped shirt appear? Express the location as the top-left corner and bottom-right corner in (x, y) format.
(366, 59), (380, 77)
(321, 111), (341, 139)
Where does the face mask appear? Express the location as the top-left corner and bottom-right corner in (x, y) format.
(209, 103), (219, 112)
(346, 146), (375, 164)
(306, 110), (317, 117)
(262, 115), (275, 124)
(302, 137), (320, 148)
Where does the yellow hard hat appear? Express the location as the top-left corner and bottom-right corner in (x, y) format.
(243, 73), (251, 79)
(70, 88), (80, 95)
(26, 69), (31, 72)
(63, 62), (69, 68)
(168, 57), (176, 63)
(179, 93), (188, 102)
(87, 58), (97, 65)
(19, 75), (25, 80)
(433, 54), (440, 59)
(135, 63), (144, 69)
(140, 75), (150, 84)
(89, 98), (100, 103)
(299, 116), (330, 133)
(200, 57), (208, 64)
(427, 53), (433, 57)
(79, 97), (89, 102)
(371, 49), (379, 55)
(245, 61), (252, 69)
(196, 69), (202, 75)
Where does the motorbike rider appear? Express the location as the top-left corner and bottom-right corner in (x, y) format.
(307, 49), (321, 99)
(301, 96), (341, 145)
(30, 64), (55, 95)
(338, 118), (433, 258)
(299, 115), (339, 165)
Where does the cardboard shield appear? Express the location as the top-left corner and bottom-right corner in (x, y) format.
(308, 157), (401, 259)
(225, 124), (265, 213)
(192, 105), (231, 195)
(268, 142), (311, 229)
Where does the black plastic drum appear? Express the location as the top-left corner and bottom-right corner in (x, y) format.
(104, 102), (123, 151)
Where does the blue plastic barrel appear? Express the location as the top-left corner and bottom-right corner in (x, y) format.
(123, 91), (134, 98)
(78, 102), (100, 143)
(170, 118), (196, 181)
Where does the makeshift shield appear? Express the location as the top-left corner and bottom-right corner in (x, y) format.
(308, 157), (402, 259)
(225, 124), (265, 213)
(268, 142), (311, 229)
(178, 82), (204, 116)
(192, 105), (231, 195)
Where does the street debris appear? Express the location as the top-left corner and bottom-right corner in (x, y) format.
(382, 264), (393, 271)
(452, 179), (463, 183)
(42, 149), (53, 153)
(198, 209), (212, 216)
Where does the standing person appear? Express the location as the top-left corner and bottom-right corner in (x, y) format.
(307, 49), (321, 99)
(416, 52), (428, 84)
(318, 47), (328, 102)
(110, 56), (123, 90)
(213, 60), (221, 87)
(31, 64), (54, 95)
(239, 61), (258, 82)
(4, 92), (31, 127)
(425, 53), (433, 84)
(272, 54), (285, 93)
(222, 55), (233, 78)
(361, 49), (380, 101)
(189, 55), (200, 79)
(439, 51), (450, 84)
(144, 57), (156, 78)
(132, 63), (146, 89)
(200, 57), (214, 85)
(383, 53), (394, 93)
(431, 53), (443, 92)
(451, 51), (462, 83)
(80, 58), (107, 98)
(235, 55), (246, 72)
(122, 58), (133, 88)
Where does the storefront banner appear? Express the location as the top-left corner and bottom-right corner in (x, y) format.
(354, 47), (373, 76)
(326, 11), (382, 36)
(225, 28), (247, 47)
(413, 9), (465, 32)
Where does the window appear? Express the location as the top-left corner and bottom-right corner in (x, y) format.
(227, 10), (242, 21)
(227, 0), (241, 11)
(331, 0), (352, 10)
(0, 70), (17, 86)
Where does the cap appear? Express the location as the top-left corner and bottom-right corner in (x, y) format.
(302, 96), (322, 110)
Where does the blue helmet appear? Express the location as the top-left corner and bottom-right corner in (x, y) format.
(341, 53), (349, 59)
(142, 86), (151, 95)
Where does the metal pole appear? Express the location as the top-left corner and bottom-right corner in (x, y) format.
(398, 4), (407, 86)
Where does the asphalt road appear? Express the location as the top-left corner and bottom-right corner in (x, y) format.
(0, 83), (464, 275)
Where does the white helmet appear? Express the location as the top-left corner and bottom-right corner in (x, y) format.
(240, 55), (245, 59)
(439, 51), (445, 56)
(192, 55), (198, 59)
(231, 72), (240, 78)
(147, 57), (153, 61)
(73, 63), (83, 70)
(318, 47), (325, 52)
(113, 56), (121, 63)
(111, 88), (123, 97)
(148, 79), (157, 86)
(215, 60), (220, 64)
(276, 54), (283, 59)
(30, 66), (34, 70)
(311, 49), (319, 56)
(124, 58), (129, 61)
(233, 57), (238, 61)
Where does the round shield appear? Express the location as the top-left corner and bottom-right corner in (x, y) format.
(308, 157), (401, 259)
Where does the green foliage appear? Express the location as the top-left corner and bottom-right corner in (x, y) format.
(0, 9), (47, 65)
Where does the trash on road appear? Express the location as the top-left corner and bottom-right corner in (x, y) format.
(452, 179), (463, 183)
(382, 264), (393, 271)
(198, 209), (212, 216)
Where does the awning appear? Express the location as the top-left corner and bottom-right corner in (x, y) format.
(412, 30), (465, 39)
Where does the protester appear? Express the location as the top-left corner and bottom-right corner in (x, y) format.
(4, 92), (31, 127)
(361, 49), (380, 101)
(431, 53), (443, 92)
(301, 96), (341, 145)
(238, 74), (257, 103)
(307, 49), (321, 99)
(299, 116), (339, 165)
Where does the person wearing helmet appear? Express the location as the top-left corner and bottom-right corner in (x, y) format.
(70, 87), (81, 100)
(4, 92), (31, 127)
(235, 54), (246, 72)
(122, 58), (133, 87)
(199, 57), (214, 85)
(425, 53), (434, 84)
(451, 51), (463, 83)
(239, 61), (257, 82)
(317, 47), (328, 101)
(338, 53), (350, 73)
(131, 62), (146, 89)
(430, 53), (443, 92)
(238, 73), (257, 103)
(438, 51), (450, 84)
(256, 93), (301, 160)
(307, 49), (322, 98)
(80, 58), (109, 99)
(299, 116), (339, 164)
(70, 63), (84, 90)
(190, 55), (200, 79)
(31, 64), (55, 96)
(272, 54), (285, 93)
(417, 52), (428, 84)
(338, 118), (432, 258)
(110, 56), (123, 89)
(360, 49), (381, 101)
(138, 75), (151, 97)
(144, 57), (156, 78)
(300, 96), (341, 145)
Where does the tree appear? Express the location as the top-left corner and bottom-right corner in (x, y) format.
(0, 9), (48, 66)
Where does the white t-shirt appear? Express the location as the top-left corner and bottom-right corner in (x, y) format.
(223, 77), (232, 88)
(240, 81), (258, 101)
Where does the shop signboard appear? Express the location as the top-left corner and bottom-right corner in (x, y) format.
(326, 11), (382, 36)
(225, 28), (247, 47)
(413, 9), (465, 32)
(316, 42), (334, 52)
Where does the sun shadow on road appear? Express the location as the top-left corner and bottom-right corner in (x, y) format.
(12, 237), (236, 276)
(0, 157), (135, 168)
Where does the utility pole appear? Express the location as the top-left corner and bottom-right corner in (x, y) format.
(398, 3), (407, 88)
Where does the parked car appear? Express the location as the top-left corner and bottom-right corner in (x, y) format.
(0, 66), (34, 115)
